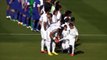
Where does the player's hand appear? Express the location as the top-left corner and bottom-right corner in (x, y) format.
(53, 37), (60, 43)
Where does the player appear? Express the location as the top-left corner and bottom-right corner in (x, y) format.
(69, 23), (79, 56)
(45, 23), (60, 56)
(46, 27), (58, 56)
(61, 23), (79, 56)
(39, 11), (50, 53)
(6, 0), (11, 19)
(31, 0), (40, 31)
(61, 25), (69, 52)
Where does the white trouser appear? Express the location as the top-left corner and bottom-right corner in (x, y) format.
(46, 31), (56, 53)
(61, 35), (75, 54)
(62, 39), (69, 50)
(40, 29), (46, 51)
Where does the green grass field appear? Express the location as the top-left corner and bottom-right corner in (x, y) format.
(0, 0), (107, 60)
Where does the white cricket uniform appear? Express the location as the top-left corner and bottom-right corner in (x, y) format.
(61, 29), (70, 50)
(51, 14), (60, 29)
(39, 13), (48, 51)
(61, 27), (78, 54)
(67, 28), (79, 54)
(46, 25), (59, 53)
(57, 11), (61, 20)
(40, 13), (48, 39)
(68, 28), (78, 45)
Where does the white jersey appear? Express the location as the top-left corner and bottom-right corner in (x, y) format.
(61, 27), (78, 41)
(52, 15), (58, 23)
(69, 27), (79, 38)
(57, 11), (61, 20)
(51, 14), (60, 29)
(62, 29), (69, 38)
(39, 13), (48, 31)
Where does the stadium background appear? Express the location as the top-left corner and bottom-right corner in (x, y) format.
(0, 0), (107, 60)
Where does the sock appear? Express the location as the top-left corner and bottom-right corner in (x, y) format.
(46, 41), (51, 53)
(41, 39), (45, 51)
(52, 42), (56, 52)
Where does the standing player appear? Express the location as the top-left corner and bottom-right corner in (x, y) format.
(39, 11), (50, 53)
(6, 0), (11, 19)
(31, 0), (41, 31)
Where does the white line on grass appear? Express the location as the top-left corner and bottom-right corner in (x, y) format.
(0, 33), (107, 36)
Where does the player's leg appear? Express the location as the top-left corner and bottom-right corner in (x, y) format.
(6, 0), (11, 19)
(69, 38), (75, 56)
(18, 12), (23, 25)
(52, 41), (58, 55)
(45, 41), (53, 56)
(46, 32), (53, 56)
(22, 14), (27, 26)
(40, 30), (47, 53)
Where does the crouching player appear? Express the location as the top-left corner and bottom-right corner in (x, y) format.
(61, 25), (70, 53)
(60, 23), (79, 56)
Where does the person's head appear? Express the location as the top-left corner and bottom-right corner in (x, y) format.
(65, 10), (72, 16)
(53, 10), (58, 15)
(55, 4), (62, 11)
(46, 0), (52, 3)
(56, 1), (60, 5)
(47, 13), (52, 19)
(51, 0), (56, 5)
(63, 25), (67, 30)
(69, 23), (74, 29)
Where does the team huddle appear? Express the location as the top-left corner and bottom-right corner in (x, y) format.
(39, 0), (79, 56)
(6, 0), (79, 56)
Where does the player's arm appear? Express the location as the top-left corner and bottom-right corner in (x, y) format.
(50, 32), (54, 40)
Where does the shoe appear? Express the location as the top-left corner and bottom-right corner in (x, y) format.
(48, 52), (53, 56)
(41, 50), (47, 53)
(31, 28), (33, 31)
(27, 26), (30, 28)
(6, 16), (9, 18)
(52, 52), (58, 55)
(70, 54), (74, 56)
(36, 29), (40, 32)
(23, 24), (26, 26)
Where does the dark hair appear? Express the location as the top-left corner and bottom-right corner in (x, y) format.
(47, 13), (53, 17)
(53, 10), (58, 15)
(69, 23), (74, 27)
(55, 4), (62, 11)
(65, 10), (72, 16)
(71, 17), (75, 22)
(64, 25), (67, 28)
